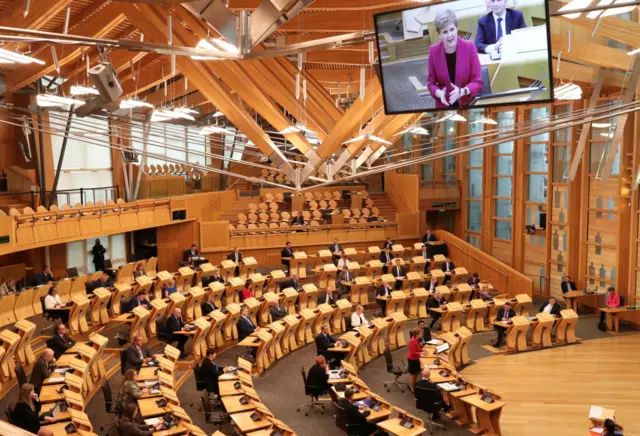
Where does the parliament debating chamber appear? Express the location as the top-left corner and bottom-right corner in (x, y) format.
(0, 0), (638, 435)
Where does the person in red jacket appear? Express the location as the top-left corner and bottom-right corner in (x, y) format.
(407, 327), (423, 392)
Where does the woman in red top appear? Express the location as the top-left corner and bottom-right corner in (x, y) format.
(241, 279), (254, 302)
(407, 327), (423, 392)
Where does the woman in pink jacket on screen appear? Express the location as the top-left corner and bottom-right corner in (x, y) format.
(427, 9), (484, 109)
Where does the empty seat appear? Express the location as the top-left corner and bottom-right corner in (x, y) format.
(365, 198), (374, 208)
(319, 200), (328, 209)
(270, 212), (280, 222)
(229, 224), (236, 231)
(349, 218), (358, 225)
(332, 191), (341, 200)
(313, 192), (323, 201)
(248, 213), (258, 223)
(237, 224), (247, 230)
(362, 208), (371, 217)
(259, 213), (269, 223)
(280, 222), (289, 229)
(302, 211), (312, 221)
(275, 193), (285, 203)
(309, 201), (318, 211)
(269, 223), (279, 229)
(342, 209), (351, 218)
(310, 220), (320, 226)
(281, 212), (291, 221)
(352, 208), (361, 218)
(372, 207), (380, 217)
(304, 193), (314, 202)
(269, 202), (278, 212)
(312, 210), (322, 220)
(323, 191), (332, 201)
(258, 202), (268, 212)
(329, 200), (338, 209)
(264, 193), (275, 203)
(248, 203), (258, 213)
(238, 213), (248, 224)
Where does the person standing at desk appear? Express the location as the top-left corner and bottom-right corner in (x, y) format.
(50, 323), (75, 359)
(539, 297), (562, 317)
(166, 308), (188, 357)
(376, 280), (392, 315)
(337, 266), (352, 297)
(600, 287), (620, 326)
(44, 286), (68, 324)
(29, 348), (55, 395)
(36, 266), (54, 286)
(336, 253), (350, 270)
(422, 229), (437, 243)
(350, 305), (368, 328)
(474, 0), (527, 55)
(307, 355), (330, 396)
(200, 348), (226, 396)
(561, 275), (576, 294)
(494, 301), (516, 347)
(329, 238), (343, 265)
(92, 239), (106, 273)
(407, 327), (423, 392)
(603, 418), (624, 436)
(228, 247), (243, 277)
(281, 241), (294, 273)
(391, 259), (405, 290)
(441, 257), (456, 284)
(427, 9), (483, 109)
(337, 388), (377, 436)
(383, 237), (394, 250)
(380, 247), (394, 274)
(420, 244), (431, 274)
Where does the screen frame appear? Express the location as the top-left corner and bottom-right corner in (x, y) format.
(372, 0), (555, 115)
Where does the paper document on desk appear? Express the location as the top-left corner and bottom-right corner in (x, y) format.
(47, 376), (65, 384)
(590, 428), (604, 434)
(436, 343), (450, 354)
(54, 368), (69, 374)
(426, 339), (440, 345)
(144, 380), (158, 387)
(589, 405), (604, 419)
(329, 370), (342, 379)
(145, 418), (162, 426)
(437, 382), (461, 392)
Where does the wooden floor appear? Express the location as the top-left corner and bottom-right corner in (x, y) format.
(461, 334), (640, 436)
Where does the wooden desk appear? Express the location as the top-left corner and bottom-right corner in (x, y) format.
(138, 397), (169, 418)
(377, 418), (427, 436)
(460, 393), (504, 436)
(221, 394), (259, 414)
(563, 290), (605, 313)
(153, 424), (188, 436)
(600, 307), (637, 332)
(230, 411), (272, 433)
(219, 380), (250, 397)
(443, 387), (477, 425)
(137, 366), (160, 382)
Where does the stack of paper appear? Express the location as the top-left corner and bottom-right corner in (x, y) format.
(437, 382), (461, 392)
(426, 339), (441, 345)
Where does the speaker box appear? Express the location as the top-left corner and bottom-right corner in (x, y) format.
(89, 63), (122, 102)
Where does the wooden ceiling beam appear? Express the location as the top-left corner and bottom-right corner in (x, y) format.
(121, 3), (294, 169)
(142, 77), (197, 106)
(306, 50), (371, 65)
(551, 29), (637, 72)
(229, 0), (426, 10)
(0, 0), (71, 30)
(551, 7), (640, 48)
(5, 4), (127, 92)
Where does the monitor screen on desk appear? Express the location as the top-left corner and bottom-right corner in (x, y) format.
(373, 0), (554, 114)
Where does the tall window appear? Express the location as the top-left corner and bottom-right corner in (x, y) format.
(442, 120), (457, 180)
(50, 114), (114, 206)
(465, 109), (484, 248)
(131, 123), (211, 168)
(527, 107), (549, 226)
(493, 111), (514, 240)
(66, 234), (127, 274)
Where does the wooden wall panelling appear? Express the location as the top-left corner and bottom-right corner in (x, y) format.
(631, 112), (640, 304)
(157, 220), (195, 271)
(384, 172), (419, 213)
(492, 239), (513, 266)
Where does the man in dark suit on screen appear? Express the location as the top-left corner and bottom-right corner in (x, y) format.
(475, 0), (527, 55)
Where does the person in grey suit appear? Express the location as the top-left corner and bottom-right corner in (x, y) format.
(29, 349), (55, 394)
(268, 300), (287, 321)
(123, 335), (155, 373)
(336, 266), (353, 297)
(328, 238), (343, 265)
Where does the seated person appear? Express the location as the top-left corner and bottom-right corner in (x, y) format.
(391, 259), (405, 290)
(124, 292), (150, 313)
(12, 383), (56, 433)
(329, 238), (343, 265)
(600, 287), (620, 325)
(29, 348), (55, 395)
(317, 288), (337, 306)
(36, 266), (54, 286)
(376, 280), (392, 315)
(477, 284), (493, 301)
(350, 305), (368, 329)
(166, 308), (188, 357)
(181, 281), (191, 296)
(237, 306), (259, 341)
(441, 257), (456, 284)
(184, 244), (200, 262)
(337, 253), (350, 270)
(468, 272), (481, 288)
(281, 242), (294, 272)
(133, 262), (146, 279)
(50, 323), (76, 359)
(163, 280), (178, 298)
(561, 275), (576, 294)
(494, 301), (516, 347)
(314, 325), (336, 359)
(201, 294), (217, 316)
(118, 403), (160, 435)
(86, 272), (112, 293)
(427, 291), (447, 329)
(0, 279), (17, 296)
(603, 418), (624, 436)
(416, 319), (432, 345)
(474, 0), (527, 55)
(123, 335), (155, 372)
(200, 348), (227, 395)
(539, 297), (562, 317)
(337, 387), (377, 435)
(280, 274), (301, 291)
(379, 247), (393, 274)
(241, 279), (254, 302)
(203, 269), (224, 287)
(427, 277), (439, 293)
(291, 212), (305, 226)
(337, 266), (353, 297)
(422, 229), (437, 243)
(269, 300), (287, 321)
(307, 355), (330, 396)
(44, 286), (69, 324)
(414, 367), (447, 419)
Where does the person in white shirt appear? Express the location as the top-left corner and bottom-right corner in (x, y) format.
(337, 254), (350, 270)
(428, 278), (438, 292)
(539, 297), (561, 317)
(44, 286), (68, 323)
(350, 305), (368, 328)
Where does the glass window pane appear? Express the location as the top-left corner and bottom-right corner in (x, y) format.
(529, 143), (548, 172)
(467, 201), (482, 231)
(530, 107), (550, 142)
(496, 156), (513, 175)
(497, 111), (514, 135)
(497, 141), (513, 154)
(589, 142), (606, 174)
(528, 174), (548, 202)
(552, 146), (569, 182)
(468, 169), (482, 198)
(421, 164), (433, 181)
(496, 177), (512, 197)
(495, 199), (512, 218)
(468, 149), (483, 167)
(495, 220), (512, 240)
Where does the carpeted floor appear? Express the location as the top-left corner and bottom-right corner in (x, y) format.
(1, 299), (630, 435)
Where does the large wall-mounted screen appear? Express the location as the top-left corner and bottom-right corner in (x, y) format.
(374, 0), (554, 114)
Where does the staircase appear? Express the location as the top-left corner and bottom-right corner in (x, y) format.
(368, 192), (398, 221)
(216, 196), (261, 222)
(364, 173), (384, 193)
(0, 194), (30, 214)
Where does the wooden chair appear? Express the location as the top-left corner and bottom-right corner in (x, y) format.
(248, 203), (258, 213)
(309, 201), (318, 211)
(229, 224), (236, 232)
(349, 218), (359, 225)
(352, 208), (361, 218)
(269, 212), (280, 222)
(362, 208), (371, 217)
(329, 200), (338, 209)
(260, 169), (270, 179)
(258, 223), (268, 231)
(237, 214), (248, 224)
(275, 175), (285, 183)
(310, 220), (320, 227)
(359, 218), (367, 225)
(269, 223), (279, 229)
(259, 213), (269, 223)
(237, 224), (247, 230)
(312, 210), (322, 221)
(280, 222), (289, 229)
(269, 202), (278, 212)
(247, 223), (258, 234)
(372, 207), (380, 217)
(313, 192), (323, 201)
(275, 193), (285, 203)
(248, 213), (258, 224)
(304, 193), (314, 202)
(365, 198), (374, 208)
(323, 191), (332, 201)
(264, 193), (275, 203)
(342, 209), (352, 219)
(319, 200), (328, 209)
(332, 191), (341, 200)
(281, 212), (291, 222)
(302, 211), (312, 221)
(258, 203), (269, 213)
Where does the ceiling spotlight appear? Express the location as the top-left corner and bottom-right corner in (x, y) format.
(70, 85), (100, 96)
(470, 117), (498, 125)
(211, 111), (224, 118)
(150, 108), (195, 122)
(36, 94), (85, 108)
(342, 133), (392, 146)
(0, 47), (45, 65)
(592, 123), (612, 128)
(192, 37), (240, 60)
(395, 125), (430, 136)
(448, 113), (467, 122)
(120, 98), (154, 110)
(279, 122), (317, 136)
